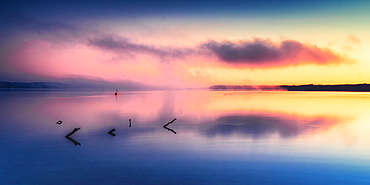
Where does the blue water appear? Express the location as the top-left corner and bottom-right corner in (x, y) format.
(1, 90), (370, 184)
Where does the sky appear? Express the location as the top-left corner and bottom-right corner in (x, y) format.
(1, 0), (370, 89)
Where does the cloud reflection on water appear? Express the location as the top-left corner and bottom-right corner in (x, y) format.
(0, 90), (355, 141)
(200, 114), (347, 138)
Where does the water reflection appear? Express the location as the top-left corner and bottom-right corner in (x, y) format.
(163, 126), (176, 134)
(2, 90), (370, 184)
(65, 136), (81, 146)
(200, 114), (347, 138)
(0, 90), (363, 139)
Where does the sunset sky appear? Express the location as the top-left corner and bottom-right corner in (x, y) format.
(1, 0), (370, 89)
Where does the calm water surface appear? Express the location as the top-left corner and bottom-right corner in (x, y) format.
(2, 90), (370, 184)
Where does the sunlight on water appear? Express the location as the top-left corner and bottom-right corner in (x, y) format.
(2, 90), (370, 184)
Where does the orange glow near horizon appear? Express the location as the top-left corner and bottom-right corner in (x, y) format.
(4, 23), (370, 87)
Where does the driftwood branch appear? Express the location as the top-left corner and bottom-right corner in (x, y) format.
(163, 118), (177, 127)
(163, 118), (177, 134)
(65, 127), (81, 146)
(108, 128), (116, 136)
(65, 127), (81, 138)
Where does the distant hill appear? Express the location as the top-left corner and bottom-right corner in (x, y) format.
(0, 80), (159, 90)
(0, 82), (70, 88)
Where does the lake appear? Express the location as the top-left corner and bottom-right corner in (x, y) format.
(1, 90), (370, 184)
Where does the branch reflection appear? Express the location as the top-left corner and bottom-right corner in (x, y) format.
(163, 125), (176, 134)
(65, 136), (81, 146)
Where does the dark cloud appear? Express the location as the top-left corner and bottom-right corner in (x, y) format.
(88, 35), (193, 60)
(0, 12), (77, 36)
(202, 39), (344, 67)
(200, 114), (345, 138)
(89, 36), (349, 68)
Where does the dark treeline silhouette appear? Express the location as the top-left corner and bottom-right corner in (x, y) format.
(210, 83), (370, 92)
(210, 85), (283, 91)
(280, 84), (370, 92)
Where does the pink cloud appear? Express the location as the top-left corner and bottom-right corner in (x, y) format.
(4, 36), (353, 88)
(5, 39), (203, 88)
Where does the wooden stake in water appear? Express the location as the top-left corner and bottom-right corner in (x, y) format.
(129, 119), (132, 127)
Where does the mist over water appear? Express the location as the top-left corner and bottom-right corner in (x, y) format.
(2, 90), (370, 184)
